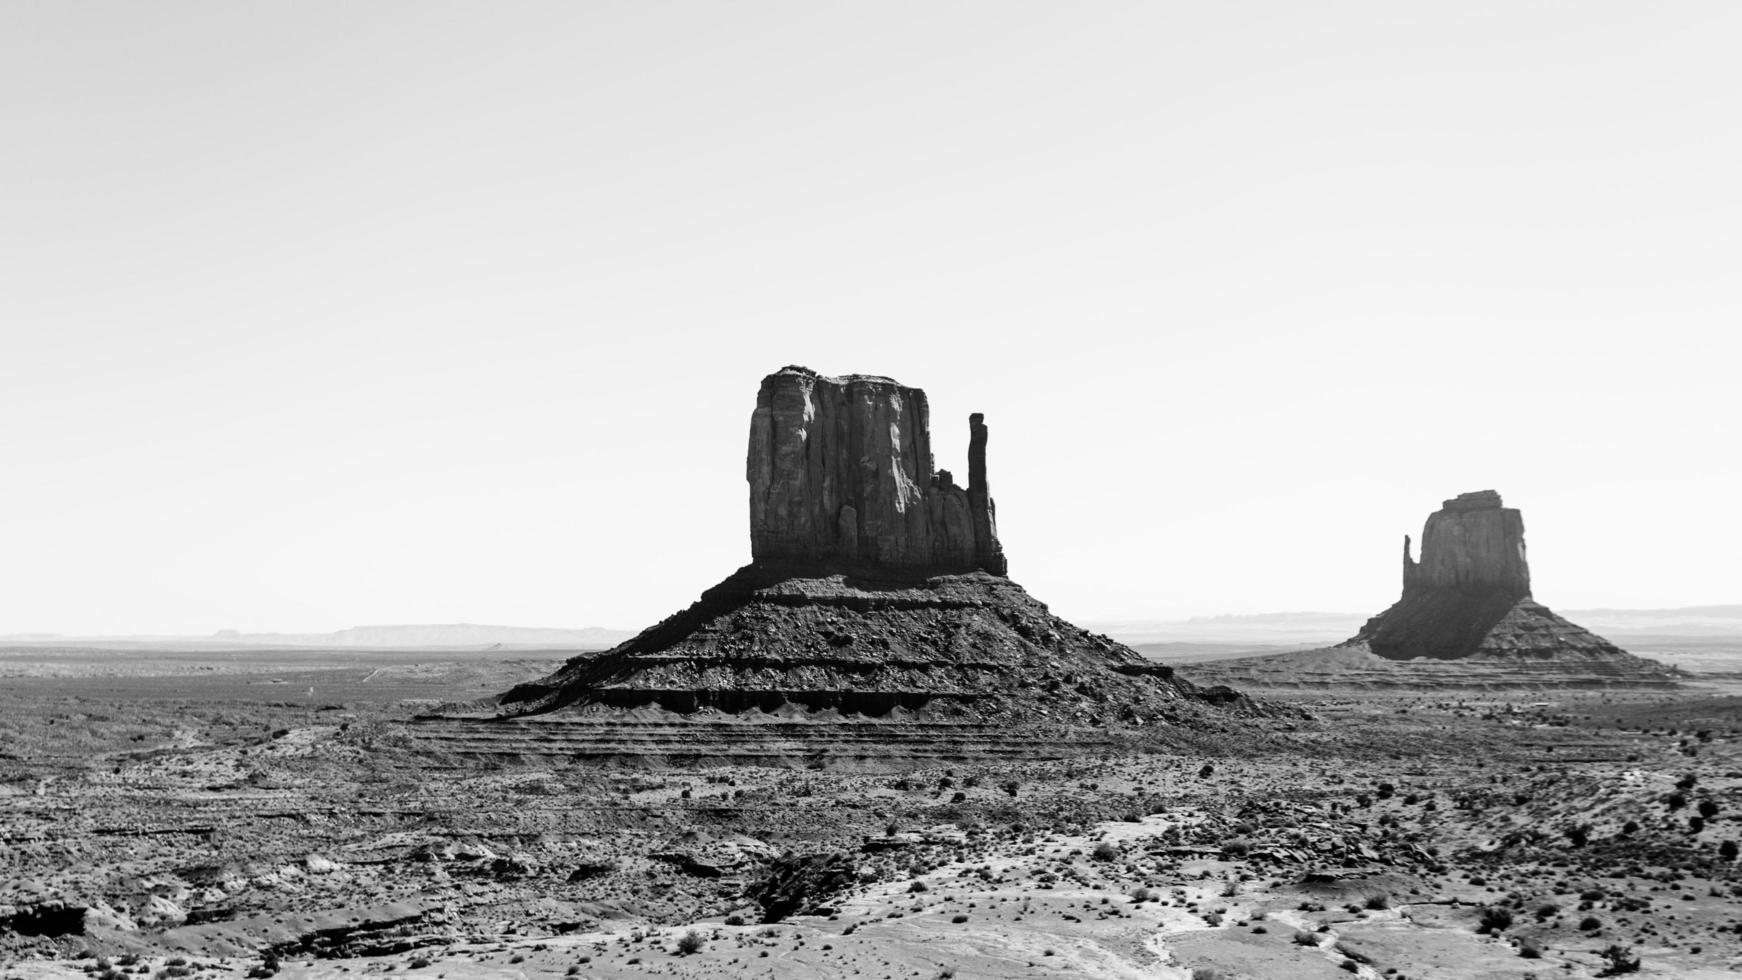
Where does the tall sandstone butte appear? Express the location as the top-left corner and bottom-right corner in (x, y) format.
(466, 364), (1263, 754)
(1349, 490), (1644, 663)
(747, 366), (1006, 575)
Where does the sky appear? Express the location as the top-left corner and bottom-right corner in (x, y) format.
(3, 2), (1738, 635)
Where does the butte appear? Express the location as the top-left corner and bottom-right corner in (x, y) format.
(415, 366), (1262, 764)
(1182, 490), (1681, 691)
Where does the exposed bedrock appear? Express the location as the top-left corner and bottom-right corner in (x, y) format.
(747, 366), (1007, 576)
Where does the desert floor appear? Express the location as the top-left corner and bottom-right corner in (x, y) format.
(7, 646), (1742, 979)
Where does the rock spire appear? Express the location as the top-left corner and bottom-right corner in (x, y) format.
(746, 366), (1006, 575)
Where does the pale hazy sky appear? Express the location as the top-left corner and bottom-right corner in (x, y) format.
(4, 3), (1738, 634)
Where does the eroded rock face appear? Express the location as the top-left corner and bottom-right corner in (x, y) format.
(747, 366), (1006, 576)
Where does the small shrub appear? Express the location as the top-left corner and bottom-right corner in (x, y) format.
(1092, 841), (1120, 862)
(1364, 893), (1390, 910)
(1292, 930), (1320, 947)
(1580, 915), (1602, 931)
(1478, 906), (1513, 933)
(1520, 943), (1542, 959)
(1597, 944), (1640, 975)
(950, 914), (968, 924)
(909, 881), (929, 893)
(675, 931), (704, 956)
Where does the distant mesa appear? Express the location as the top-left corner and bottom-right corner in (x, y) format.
(417, 366), (1267, 763)
(1179, 491), (1682, 691)
(0, 623), (632, 651)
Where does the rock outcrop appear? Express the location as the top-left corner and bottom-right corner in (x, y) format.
(747, 367), (1006, 575)
(416, 366), (1268, 762)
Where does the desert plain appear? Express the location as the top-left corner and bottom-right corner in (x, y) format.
(7, 638), (1742, 980)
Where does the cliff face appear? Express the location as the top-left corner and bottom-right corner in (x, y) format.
(747, 366), (1006, 575)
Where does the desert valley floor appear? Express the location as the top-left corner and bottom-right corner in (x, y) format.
(7, 645), (1742, 979)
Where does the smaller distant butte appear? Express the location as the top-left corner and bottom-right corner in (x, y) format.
(1349, 490), (1643, 664)
(1181, 491), (1682, 692)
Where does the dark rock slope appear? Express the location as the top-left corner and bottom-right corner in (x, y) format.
(493, 564), (1241, 726)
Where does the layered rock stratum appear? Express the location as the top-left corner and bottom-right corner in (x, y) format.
(416, 366), (1264, 762)
(1180, 491), (1680, 691)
